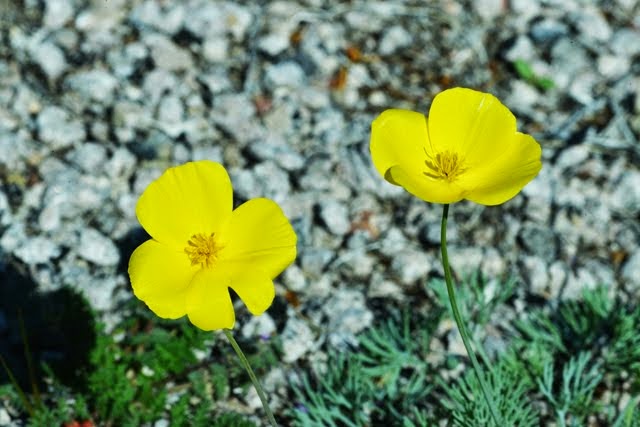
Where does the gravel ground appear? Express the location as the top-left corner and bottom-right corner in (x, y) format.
(0, 0), (639, 424)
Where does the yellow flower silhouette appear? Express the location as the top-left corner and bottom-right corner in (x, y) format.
(370, 87), (542, 205)
(128, 160), (297, 331)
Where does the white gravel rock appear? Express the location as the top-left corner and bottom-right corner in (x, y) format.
(621, 250), (640, 294)
(378, 25), (413, 55)
(14, 236), (61, 264)
(129, 0), (185, 34)
(282, 264), (307, 292)
(563, 267), (599, 300)
(157, 95), (185, 137)
(37, 106), (86, 149)
(300, 248), (334, 279)
(610, 170), (640, 216)
(597, 55), (630, 80)
(258, 32), (290, 57)
(571, 6), (612, 43)
(506, 80), (540, 113)
(610, 29), (640, 57)
(147, 34), (193, 71)
(75, 0), (126, 32)
(241, 314), (277, 339)
(153, 419), (170, 427)
(473, 0), (503, 21)
(550, 38), (591, 89)
(569, 73), (597, 105)
(0, 407), (11, 426)
(65, 69), (119, 104)
(265, 61), (306, 89)
(556, 145), (590, 171)
(78, 228), (120, 267)
(548, 261), (567, 298)
(81, 275), (123, 310)
(108, 42), (148, 79)
(325, 288), (373, 348)
(0, 190), (11, 227)
(28, 38), (68, 82)
(449, 246), (484, 276)
(390, 248), (431, 286)
(505, 36), (535, 62)
(184, 1), (252, 41)
(336, 248), (376, 281)
(107, 147), (138, 181)
(231, 162), (290, 204)
(319, 199), (350, 236)
(281, 315), (316, 363)
(142, 69), (179, 108)
(530, 18), (568, 43)
(368, 272), (404, 300)
(202, 37), (229, 62)
(247, 136), (305, 171)
(523, 255), (549, 297)
(212, 93), (265, 143)
(66, 142), (108, 174)
(522, 166), (555, 222)
(44, 0), (75, 28)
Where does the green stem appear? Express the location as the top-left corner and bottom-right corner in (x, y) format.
(223, 329), (278, 427)
(440, 204), (503, 425)
(0, 353), (34, 417)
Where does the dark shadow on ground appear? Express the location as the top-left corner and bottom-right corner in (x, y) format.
(0, 255), (96, 392)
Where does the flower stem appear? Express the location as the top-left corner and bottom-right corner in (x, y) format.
(223, 329), (278, 427)
(440, 204), (503, 425)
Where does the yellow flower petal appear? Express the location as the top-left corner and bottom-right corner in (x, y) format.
(219, 198), (296, 279)
(229, 268), (275, 316)
(426, 88), (517, 167)
(128, 239), (195, 319)
(369, 87), (542, 206)
(136, 161), (233, 248)
(370, 109), (430, 185)
(387, 165), (466, 204)
(186, 268), (235, 330)
(462, 132), (542, 205)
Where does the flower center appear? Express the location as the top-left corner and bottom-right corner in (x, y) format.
(423, 149), (466, 182)
(184, 233), (222, 268)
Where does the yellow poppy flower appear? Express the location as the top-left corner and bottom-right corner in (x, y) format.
(370, 87), (542, 205)
(128, 160), (297, 331)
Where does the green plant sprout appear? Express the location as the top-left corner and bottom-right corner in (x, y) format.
(513, 59), (555, 91)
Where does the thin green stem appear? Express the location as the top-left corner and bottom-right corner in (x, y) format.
(440, 204), (503, 425)
(18, 309), (41, 408)
(223, 329), (278, 427)
(0, 353), (34, 417)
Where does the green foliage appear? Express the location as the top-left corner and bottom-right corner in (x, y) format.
(513, 59), (555, 91)
(290, 311), (438, 427)
(612, 397), (640, 427)
(538, 352), (602, 426)
(290, 279), (640, 426)
(0, 294), (263, 427)
(291, 356), (374, 427)
(513, 285), (640, 385)
(441, 360), (539, 427)
(357, 314), (433, 423)
(604, 303), (640, 383)
(430, 272), (517, 328)
(4, 276), (640, 426)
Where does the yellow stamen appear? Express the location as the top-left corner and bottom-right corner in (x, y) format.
(423, 149), (466, 182)
(184, 233), (222, 268)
